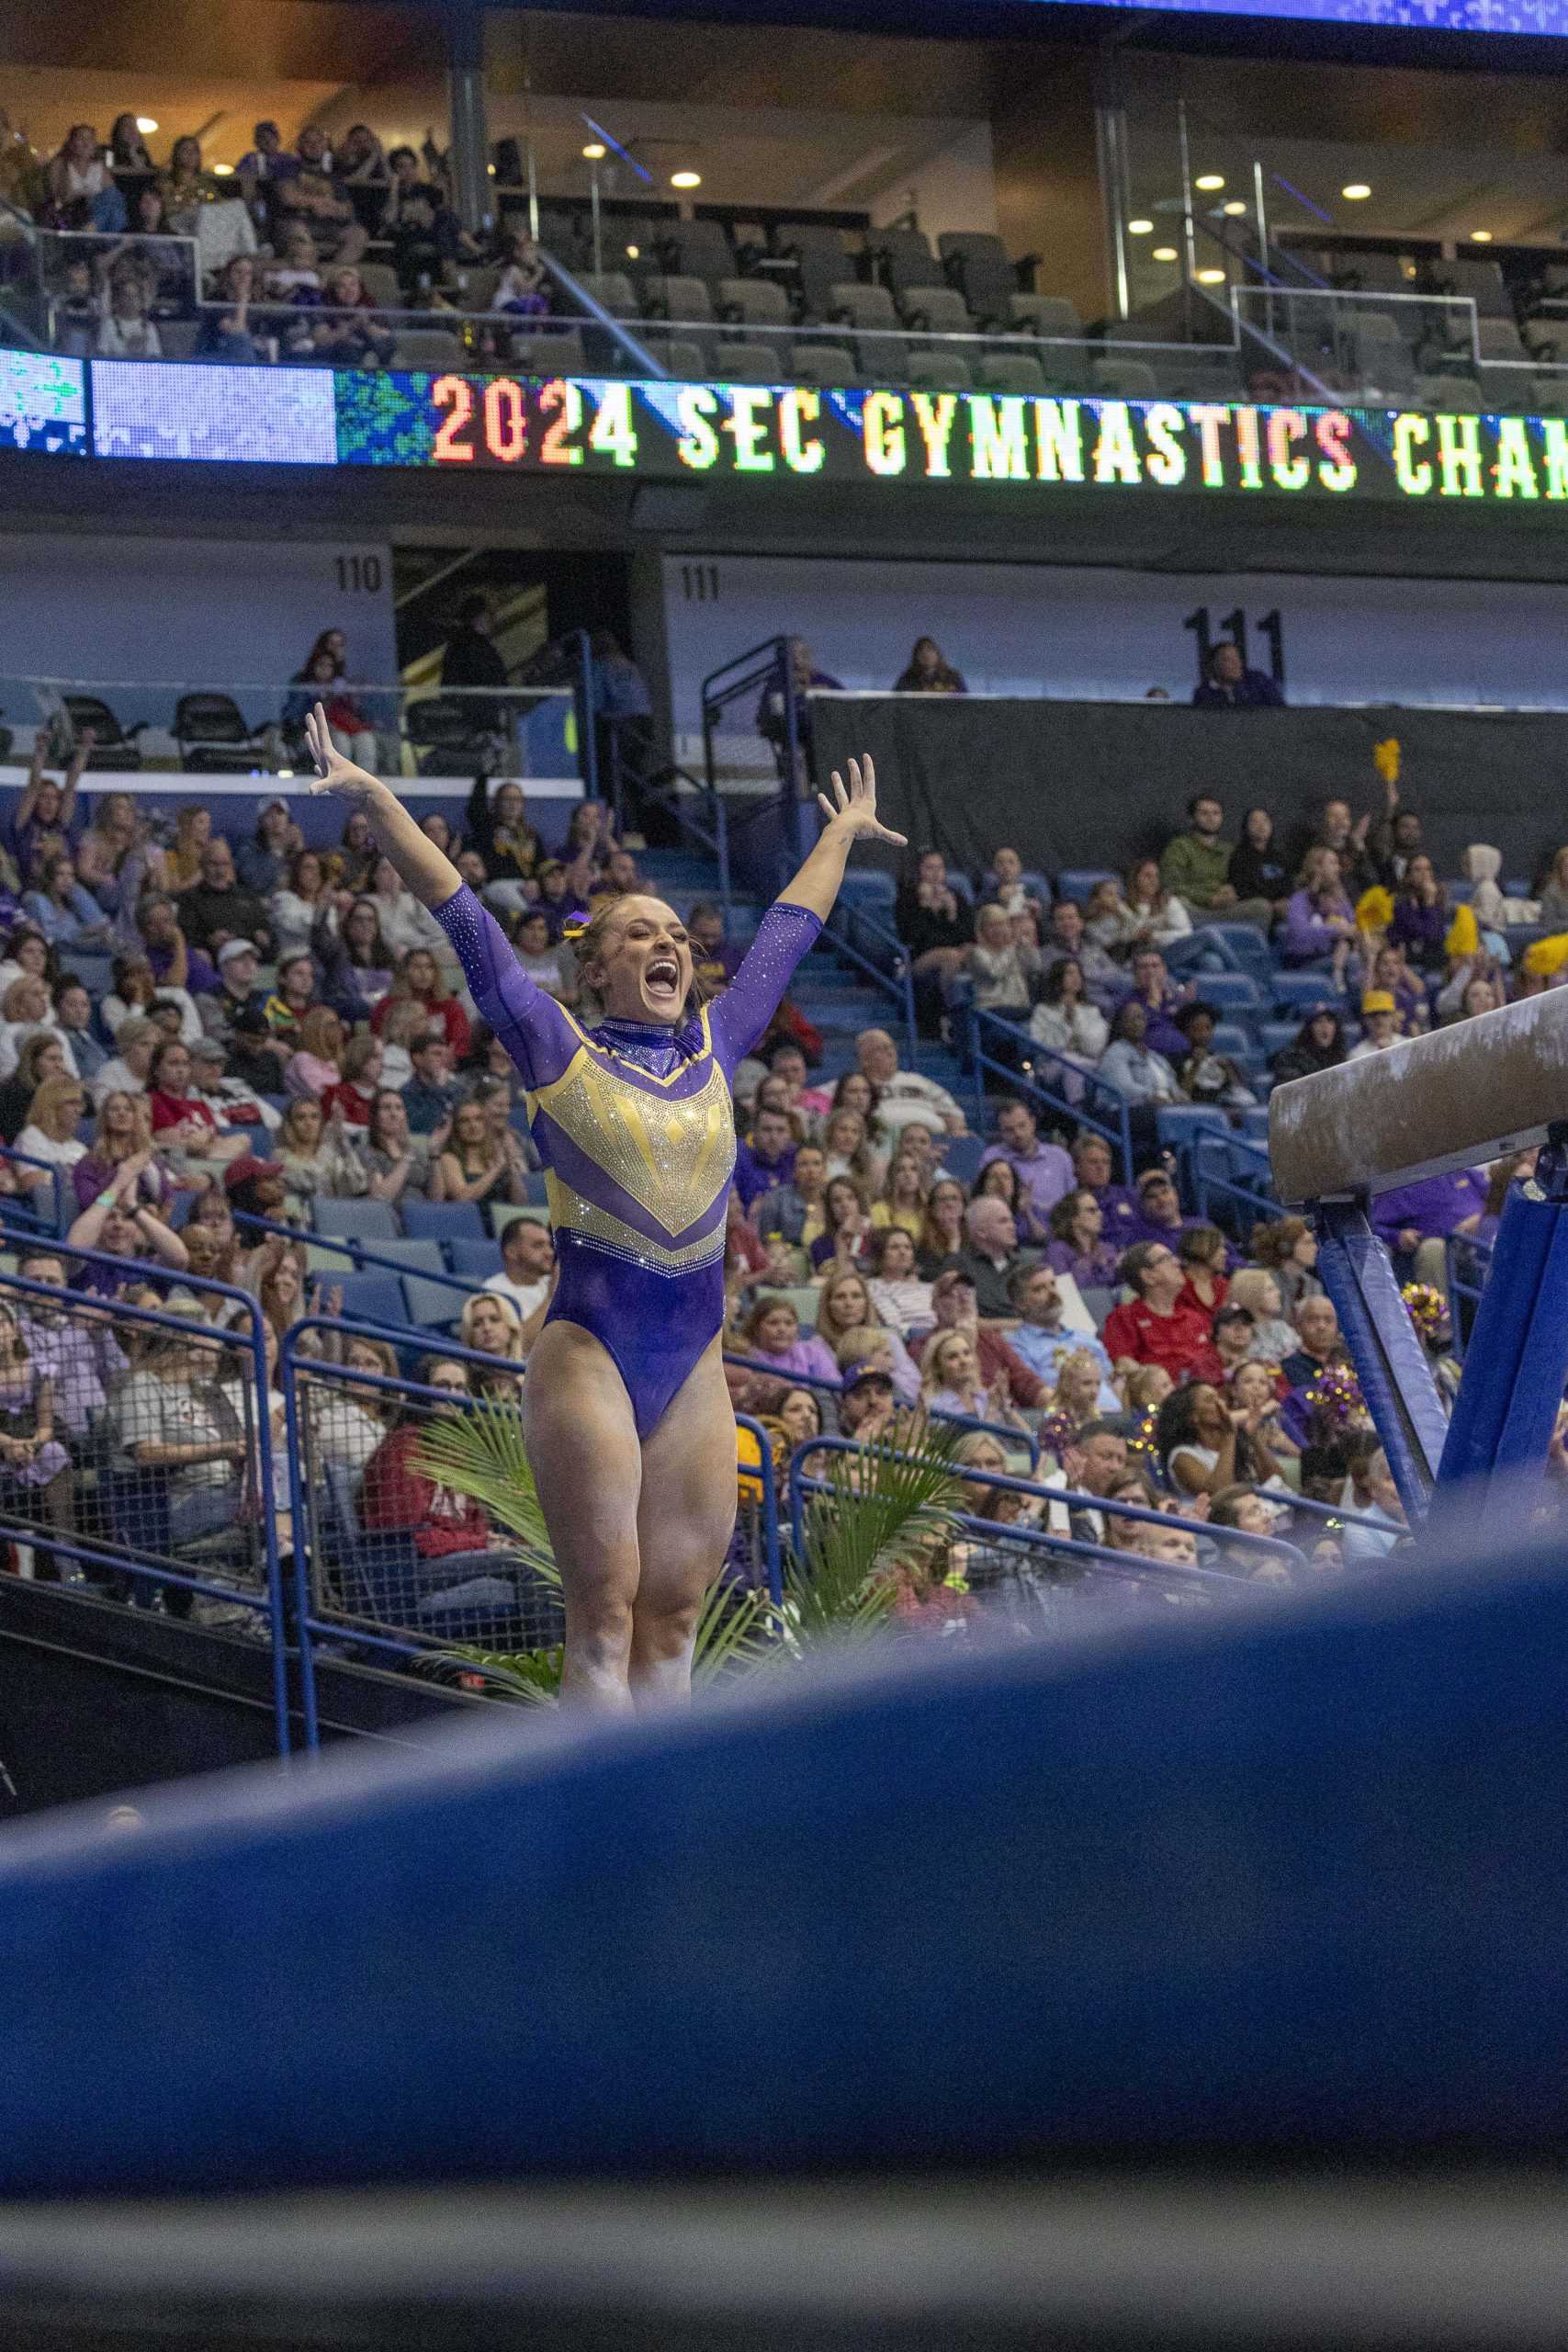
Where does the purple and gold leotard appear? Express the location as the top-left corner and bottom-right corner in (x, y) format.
(433, 884), (821, 1438)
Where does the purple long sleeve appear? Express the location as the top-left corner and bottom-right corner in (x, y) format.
(707, 901), (822, 1075)
(431, 885), (578, 1091)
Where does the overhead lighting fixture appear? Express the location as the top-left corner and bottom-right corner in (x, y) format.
(1128, 217), (1154, 235)
(581, 141), (606, 160)
(1152, 245), (1179, 262)
(1222, 200), (1247, 217)
(1341, 182), (1371, 200)
(671, 169), (702, 189)
(212, 162), (233, 176)
(626, 242), (640, 258)
(1471, 228), (1494, 242)
(1196, 266), (1227, 283)
(1194, 173), (1225, 192)
(136, 115), (158, 134)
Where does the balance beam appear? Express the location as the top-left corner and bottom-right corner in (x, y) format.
(1269, 989), (1568, 1206)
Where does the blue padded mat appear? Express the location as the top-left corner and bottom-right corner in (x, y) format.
(3, 1532), (1567, 2199)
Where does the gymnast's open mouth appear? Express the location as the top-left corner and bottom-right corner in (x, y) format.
(645, 956), (682, 1001)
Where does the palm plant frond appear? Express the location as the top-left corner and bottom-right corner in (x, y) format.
(423, 1399), (973, 1697)
(412, 1397), (555, 1561)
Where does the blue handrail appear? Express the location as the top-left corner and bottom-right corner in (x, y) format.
(786, 1439), (1280, 1592)
(823, 899), (917, 1063)
(721, 1352), (1042, 1469)
(965, 1004), (1134, 1183)
(1193, 1131), (1279, 1235)
(786, 1438), (1307, 1576)
(232, 1209), (486, 1313)
(0, 1247), (299, 1755)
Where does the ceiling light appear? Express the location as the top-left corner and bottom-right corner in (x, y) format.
(1471, 228), (1493, 242)
(1196, 266), (1227, 283)
(1222, 200), (1247, 217)
(581, 141), (606, 160)
(136, 116), (158, 134)
(212, 162), (233, 176)
(671, 169), (701, 189)
(1341, 183), (1371, 200)
(1152, 246), (1179, 262)
(1128, 217), (1154, 235)
(626, 243), (640, 259)
(1194, 173), (1225, 192)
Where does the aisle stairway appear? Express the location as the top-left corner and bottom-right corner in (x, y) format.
(637, 847), (969, 1104)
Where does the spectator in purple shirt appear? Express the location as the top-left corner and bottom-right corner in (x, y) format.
(1071, 1130), (1142, 1245)
(1388, 854), (1450, 978)
(978, 1097), (1074, 1223)
(739, 1295), (838, 1385)
(1123, 1164), (1201, 1250)
(1280, 848), (1357, 985)
(733, 1104), (797, 1214)
(139, 894), (219, 998)
(1043, 1185), (1122, 1289)
(1192, 640), (1284, 709)
(1115, 946), (1190, 1061)
(1371, 1165), (1488, 1285)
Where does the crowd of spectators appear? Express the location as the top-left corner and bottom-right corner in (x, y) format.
(5, 108), (558, 370)
(0, 698), (1556, 1627)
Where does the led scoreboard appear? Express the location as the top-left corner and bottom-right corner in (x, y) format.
(0, 357), (1564, 511)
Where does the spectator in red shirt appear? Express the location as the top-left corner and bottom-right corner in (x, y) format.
(359, 1356), (503, 1567)
(908, 1268), (1046, 1411)
(1103, 1240), (1215, 1381)
(145, 1038), (249, 1172)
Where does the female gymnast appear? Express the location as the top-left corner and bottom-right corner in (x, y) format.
(303, 703), (904, 1710)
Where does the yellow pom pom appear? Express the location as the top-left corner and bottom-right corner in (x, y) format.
(1372, 737), (1401, 785)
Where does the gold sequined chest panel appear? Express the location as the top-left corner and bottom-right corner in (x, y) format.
(528, 1043), (737, 1269)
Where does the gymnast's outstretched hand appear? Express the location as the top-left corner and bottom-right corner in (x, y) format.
(304, 702), (382, 803)
(816, 754), (907, 848)
(301, 700), (462, 910)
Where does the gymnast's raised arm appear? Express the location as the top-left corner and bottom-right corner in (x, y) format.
(303, 702), (571, 1087)
(304, 703), (461, 907)
(777, 754), (906, 919)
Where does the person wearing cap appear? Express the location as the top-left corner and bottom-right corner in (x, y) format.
(839, 1367), (897, 1443)
(1102, 1241), (1215, 1382)
(910, 1268), (1046, 1411)
(1348, 990), (1403, 1060)
(1123, 1165), (1198, 1251)
(187, 1035), (280, 1134)
(223, 1154), (290, 1225)
(235, 799), (301, 897)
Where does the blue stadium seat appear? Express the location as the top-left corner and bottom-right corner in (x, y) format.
(312, 1198), (400, 1243)
(321, 1465), (522, 1641)
(1239, 1105), (1272, 1144)
(365, 1239), (446, 1276)
(1210, 1021), (1257, 1060)
(57, 950), (112, 999)
(401, 1200), (487, 1244)
(836, 871), (896, 909)
(1155, 1104), (1231, 1154)
(936, 1133), (988, 1185)
(334, 1274), (410, 1329)
(1055, 867), (1117, 905)
(1271, 974), (1344, 1013)
(402, 1273), (467, 1329)
(945, 870), (975, 904)
(448, 1239), (505, 1280)
(1260, 1020), (1301, 1057)
(1194, 973), (1264, 1014)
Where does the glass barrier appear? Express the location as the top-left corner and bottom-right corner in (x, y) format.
(0, 674), (580, 780)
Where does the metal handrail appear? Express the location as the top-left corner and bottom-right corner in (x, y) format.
(0, 1246), (299, 1753)
(965, 1003), (1135, 1184)
(786, 1438), (1307, 1575)
(721, 1352), (1042, 1470)
(786, 1438), (1279, 1591)
(823, 899), (917, 1063)
(231, 1209), (489, 1311)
